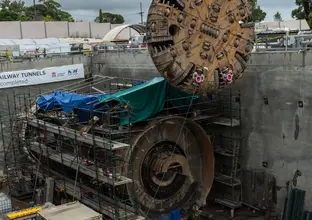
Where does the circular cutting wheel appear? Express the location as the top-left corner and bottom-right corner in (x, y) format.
(146, 0), (255, 95)
(127, 116), (214, 218)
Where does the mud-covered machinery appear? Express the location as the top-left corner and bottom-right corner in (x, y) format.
(4, 1), (255, 219)
(146, 0), (255, 95)
(6, 77), (217, 219)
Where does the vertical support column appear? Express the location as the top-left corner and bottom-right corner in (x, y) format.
(44, 177), (54, 203)
(44, 21), (47, 38)
(19, 21), (23, 39)
(89, 22), (92, 38)
(67, 22), (70, 38)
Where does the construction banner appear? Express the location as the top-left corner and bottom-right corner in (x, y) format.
(0, 64), (84, 89)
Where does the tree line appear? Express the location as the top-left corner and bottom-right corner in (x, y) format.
(0, 0), (125, 23)
(0, 0), (309, 24)
(0, 0), (74, 22)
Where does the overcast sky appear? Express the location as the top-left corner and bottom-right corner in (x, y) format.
(24, 0), (298, 23)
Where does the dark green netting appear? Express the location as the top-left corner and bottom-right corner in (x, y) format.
(167, 84), (198, 111)
(283, 188), (306, 220)
(302, 211), (312, 220)
(99, 77), (198, 125)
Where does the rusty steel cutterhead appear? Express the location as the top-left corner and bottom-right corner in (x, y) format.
(127, 116), (214, 218)
(146, 0), (255, 95)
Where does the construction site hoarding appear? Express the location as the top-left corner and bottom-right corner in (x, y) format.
(0, 64), (84, 89)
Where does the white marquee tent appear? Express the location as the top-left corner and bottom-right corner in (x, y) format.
(0, 38), (71, 56)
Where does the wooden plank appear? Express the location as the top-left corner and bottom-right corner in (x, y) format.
(214, 198), (242, 209)
(26, 119), (129, 150)
(192, 113), (222, 121)
(214, 174), (241, 187)
(29, 142), (132, 186)
(213, 117), (240, 127)
(53, 180), (142, 220)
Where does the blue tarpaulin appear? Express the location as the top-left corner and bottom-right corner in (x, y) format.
(36, 90), (108, 113)
(152, 209), (181, 220)
(36, 78), (199, 125)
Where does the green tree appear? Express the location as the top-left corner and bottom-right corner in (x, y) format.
(43, 15), (53, 21)
(292, 0), (312, 28)
(94, 12), (124, 24)
(98, 9), (103, 23)
(292, 0), (305, 19)
(37, 0), (74, 21)
(0, 0), (74, 21)
(274, 11), (283, 22)
(0, 0), (31, 21)
(250, 0), (266, 22)
(57, 10), (74, 21)
(67, 17), (74, 22)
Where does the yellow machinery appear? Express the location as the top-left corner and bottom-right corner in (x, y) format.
(0, 50), (12, 62)
(6, 206), (43, 220)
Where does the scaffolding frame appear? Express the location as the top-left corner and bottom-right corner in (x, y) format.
(0, 75), (243, 219)
(202, 87), (243, 209)
(0, 76), (144, 220)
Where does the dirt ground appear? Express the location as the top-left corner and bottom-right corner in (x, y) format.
(198, 204), (266, 220)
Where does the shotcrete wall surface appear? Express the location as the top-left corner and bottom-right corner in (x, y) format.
(93, 51), (312, 212)
(0, 55), (91, 73)
(239, 52), (312, 212)
(91, 53), (158, 80)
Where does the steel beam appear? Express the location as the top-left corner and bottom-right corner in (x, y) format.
(26, 119), (129, 150)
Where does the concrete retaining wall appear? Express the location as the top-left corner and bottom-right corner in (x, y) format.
(92, 51), (312, 213)
(0, 55), (91, 75)
(0, 21), (21, 39)
(238, 52), (312, 212)
(46, 22), (69, 38)
(92, 53), (158, 80)
(0, 21), (139, 39)
(21, 21), (46, 39)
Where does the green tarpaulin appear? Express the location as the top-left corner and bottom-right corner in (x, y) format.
(99, 77), (198, 125)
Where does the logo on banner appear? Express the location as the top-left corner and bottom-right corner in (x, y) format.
(52, 71), (65, 77)
(0, 64), (84, 89)
(68, 68), (78, 76)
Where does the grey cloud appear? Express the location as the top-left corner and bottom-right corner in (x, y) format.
(25, 0), (150, 23)
(259, 0), (295, 8)
(25, 0), (298, 22)
(258, 0), (297, 20)
(26, 0), (150, 12)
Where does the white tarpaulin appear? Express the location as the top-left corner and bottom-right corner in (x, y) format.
(0, 64), (84, 89)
